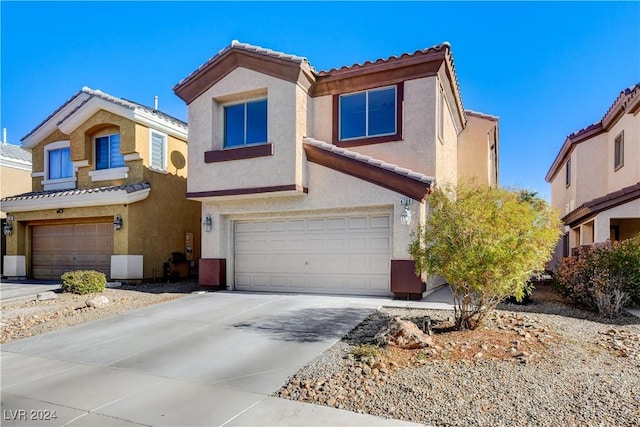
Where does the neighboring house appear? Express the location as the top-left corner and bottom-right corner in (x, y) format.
(173, 40), (499, 298)
(546, 83), (640, 264)
(1, 87), (201, 280)
(1, 135), (32, 277)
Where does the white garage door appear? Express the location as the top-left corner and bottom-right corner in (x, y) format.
(234, 214), (391, 296)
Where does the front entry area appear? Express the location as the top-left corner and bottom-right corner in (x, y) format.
(31, 222), (114, 279)
(234, 214), (391, 296)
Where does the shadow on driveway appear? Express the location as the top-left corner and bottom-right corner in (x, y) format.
(233, 306), (373, 343)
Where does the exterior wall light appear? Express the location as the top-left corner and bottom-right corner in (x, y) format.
(113, 214), (123, 231)
(3, 221), (13, 236)
(203, 214), (213, 232)
(400, 198), (413, 226)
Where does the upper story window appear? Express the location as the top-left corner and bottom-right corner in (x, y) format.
(224, 99), (267, 148)
(565, 157), (571, 188)
(150, 130), (167, 172)
(339, 86), (396, 141)
(42, 140), (76, 191)
(614, 131), (624, 171)
(96, 134), (125, 170)
(48, 147), (72, 180)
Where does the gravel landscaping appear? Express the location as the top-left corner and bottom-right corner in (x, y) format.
(0, 281), (202, 343)
(277, 286), (640, 427)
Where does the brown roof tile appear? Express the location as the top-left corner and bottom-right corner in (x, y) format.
(1, 182), (151, 203)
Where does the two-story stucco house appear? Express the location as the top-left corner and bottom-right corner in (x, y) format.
(1, 87), (201, 281)
(1, 134), (32, 277)
(546, 83), (640, 262)
(173, 41), (498, 298)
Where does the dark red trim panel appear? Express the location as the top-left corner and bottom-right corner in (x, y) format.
(186, 184), (308, 199)
(390, 259), (426, 299)
(205, 143), (273, 163)
(304, 143), (432, 201)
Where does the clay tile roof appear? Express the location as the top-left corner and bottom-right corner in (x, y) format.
(561, 181), (640, 226)
(316, 42), (451, 75)
(174, 40), (315, 90)
(21, 87), (186, 142)
(1, 182), (151, 203)
(303, 137), (435, 186)
(0, 142), (32, 164)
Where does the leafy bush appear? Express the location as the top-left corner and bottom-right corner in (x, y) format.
(554, 236), (640, 316)
(409, 184), (561, 330)
(61, 270), (106, 295)
(351, 344), (380, 360)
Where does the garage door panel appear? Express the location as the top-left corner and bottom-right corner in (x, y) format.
(32, 222), (113, 280)
(235, 214), (391, 296)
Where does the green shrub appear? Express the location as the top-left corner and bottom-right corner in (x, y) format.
(351, 343), (380, 359)
(555, 236), (640, 316)
(61, 270), (106, 295)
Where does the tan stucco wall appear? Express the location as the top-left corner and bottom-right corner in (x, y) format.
(199, 162), (429, 290)
(187, 67), (300, 194)
(309, 78), (439, 178)
(606, 112), (639, 194)
(550, 149), (578, 217)
(1, 166), (32, 218)
(458, 115), (498, 187)
(434, 77), (459, 188)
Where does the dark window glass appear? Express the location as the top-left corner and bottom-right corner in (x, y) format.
(224, 104), (245, 147)
(224, 99), (267, 147)
(368, 87), (396, 136)
(340, 92), (366, 140)
(96, 134), (124, 169)
(246, 99), (267, 144)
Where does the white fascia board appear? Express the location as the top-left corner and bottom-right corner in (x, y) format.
(0, 158), (32, 171)
(134, 110), (188, 140)
(1, 187), (150, 213)
(22, 93), (92, 148)
(58, 98), (136, 134)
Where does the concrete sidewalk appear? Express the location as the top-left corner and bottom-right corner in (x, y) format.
(1, 292), (425, 426)
(0, 279), (60, 302)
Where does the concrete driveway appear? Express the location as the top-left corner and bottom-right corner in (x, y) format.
(1, 292), (422, 426)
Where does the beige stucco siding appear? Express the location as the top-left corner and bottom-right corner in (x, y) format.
(458, 115), (498, 187)
(574, 134), (608, 209)
(1, 166), (32, 218)
(550, 149), (578, 217)
(187, 67), (301, 194)
(606, 113), (639, 194)
(309, 77), (438, 179)
(200, 163), (425, 285)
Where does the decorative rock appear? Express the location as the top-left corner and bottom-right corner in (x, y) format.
(86, 295), (110, 308)
(37, 291), (57, 301)
(374, 317), (433, 349)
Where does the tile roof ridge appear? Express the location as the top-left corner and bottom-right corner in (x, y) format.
(302, 137), (435, 185)
(465, 110), (499, 121)
(0, 181), (151, 202)
(316, 42), (451, 75)
(21, 89), (86, 141)
(174, 40), (315, 90)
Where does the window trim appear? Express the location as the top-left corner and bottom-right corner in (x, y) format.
(149, 129), (168, 173)
(43, 140), (76, 191)
(332, 82), (404, 148)
(614, 131), (624, 171)
(223, 98), (268, 149)
(565, 157), (571, 188)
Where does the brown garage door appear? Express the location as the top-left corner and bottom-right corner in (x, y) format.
(32, 223), (114, 279)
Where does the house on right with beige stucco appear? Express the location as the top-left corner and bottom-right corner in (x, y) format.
(546, 83), (640, 264)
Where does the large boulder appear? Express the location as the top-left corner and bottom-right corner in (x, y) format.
(86, 295), (110, 308)
(374, 317), (433, 349)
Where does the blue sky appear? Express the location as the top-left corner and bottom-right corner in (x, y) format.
(1, 1), (638, 200)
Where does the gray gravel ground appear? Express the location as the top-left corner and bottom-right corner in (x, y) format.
(278, 301), (640, 427)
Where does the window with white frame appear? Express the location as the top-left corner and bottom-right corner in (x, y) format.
(42, 140), (76, 190)
(614, 131), (624, 171)
(339, 86), (396, 141)
(149, 130), (167, 171)
(95, 134), (125, 170)
(224, 99), (267, 148)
